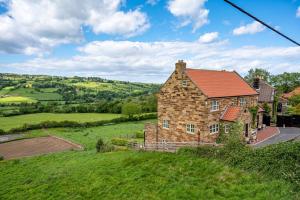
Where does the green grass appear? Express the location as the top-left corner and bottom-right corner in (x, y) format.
(0, 113), (121, 131)
(0, 151), (294, 200)
(26, 120), (155, 150)
(6, 88), (62, 101)
(0, 119), (297, 199)
(0, 96), (37, 104)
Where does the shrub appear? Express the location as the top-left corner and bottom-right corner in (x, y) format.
(0, 129), (5, 135)
(111, 138), (129, 146)
(0, 155), (3, 161)
(135, 130), (144, 139)
(96, 138), (115, 153)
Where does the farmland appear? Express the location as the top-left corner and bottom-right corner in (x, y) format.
(0, 96), (37, 104)
(0, 113), (121, 132)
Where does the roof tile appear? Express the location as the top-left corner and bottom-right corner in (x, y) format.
(186, 69), (258, 98)
(220, 106), (241, 122)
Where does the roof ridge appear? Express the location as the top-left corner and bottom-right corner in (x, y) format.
(186, 68), (233, 73)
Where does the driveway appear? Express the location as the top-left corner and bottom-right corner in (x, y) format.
(254, 127), (300, 148)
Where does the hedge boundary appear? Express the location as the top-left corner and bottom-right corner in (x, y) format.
(0, 113), (157, 135)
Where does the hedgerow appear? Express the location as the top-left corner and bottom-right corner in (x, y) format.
(1, 113), (157, 134)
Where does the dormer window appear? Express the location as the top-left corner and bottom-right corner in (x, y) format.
(239, 98), (246, 106)
(211, 100), (219, 111)
(182, 80), (187, 87)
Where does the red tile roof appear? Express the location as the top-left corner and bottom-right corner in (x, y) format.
(220, 106), (241, 122)
(283, 87), (300, 99)
(186, 69), (258, 98)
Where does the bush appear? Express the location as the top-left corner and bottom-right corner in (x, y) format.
(111, 138), (129, 146)
(135, 130), (144, 139)
(0, 129), (5, 135)
(96, 138), (115, 153)
(0, 155), (3, 161)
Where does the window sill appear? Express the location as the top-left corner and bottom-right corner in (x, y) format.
(186, 132), (195, 134)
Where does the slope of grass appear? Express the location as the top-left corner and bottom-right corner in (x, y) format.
(0, 151), (294, 200)
(0, 96), (37, 104)
(0, 113), (121, 131)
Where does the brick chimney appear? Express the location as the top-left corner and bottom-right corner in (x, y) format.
(175, 60), (186, 74)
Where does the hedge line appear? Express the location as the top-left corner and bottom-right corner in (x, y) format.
(0, 113), (157, 134)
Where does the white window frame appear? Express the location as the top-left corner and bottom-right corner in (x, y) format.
(239, 98), (246, 106)
(162, 120), (169, 129)
(186, 124), (195, 134)
(182, 80), (188, 87)
(211, 100), (219, 111)
(224, 124), (230, 133)
(209, 124), (219, 134)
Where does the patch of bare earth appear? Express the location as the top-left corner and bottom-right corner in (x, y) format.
(0, 136), (82, 160)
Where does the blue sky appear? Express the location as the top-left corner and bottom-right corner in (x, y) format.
(0, 0), (300, 82)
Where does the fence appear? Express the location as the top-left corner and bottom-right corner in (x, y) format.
(129, 141), (218, 153)
(277, 115), (300, 127)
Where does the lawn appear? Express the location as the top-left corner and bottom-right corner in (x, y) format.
(0, 96), (37, 104)
(0, 113), (121, 131)
(0, 150), (294, 200)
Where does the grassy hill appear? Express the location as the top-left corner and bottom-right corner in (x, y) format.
(0, 151), (294, 199)
(0, 73), (160, 116)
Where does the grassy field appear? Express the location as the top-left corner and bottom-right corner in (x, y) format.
(7, 88), (63, 101)
(26, 120), (155, 149)
(0, 96), (37, 104)
(0, 120), (298, 199)
(0, 151), (294, 200)
(0, 113), (121, 131)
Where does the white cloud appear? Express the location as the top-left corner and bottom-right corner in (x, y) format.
(0, 0), (149, 55)
(3, 40), (300, 83)
(198, 32), (218, 43)
(297, 6), (300, 18)
(146, 0), (159, 6)
(167, 0), (209, 32)
(233, 21), (265, 35)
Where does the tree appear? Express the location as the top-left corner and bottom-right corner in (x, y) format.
(244, 68), (271, 84)
(270, 72), (300, 93)
(122, 102), (142, 118)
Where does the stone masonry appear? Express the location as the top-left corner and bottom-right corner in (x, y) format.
(145, 61), (259, 144)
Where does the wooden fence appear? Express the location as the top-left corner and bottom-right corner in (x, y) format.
(129, 141), (218, 153)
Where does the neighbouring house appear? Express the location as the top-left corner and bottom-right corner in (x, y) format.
(283, 86), (300, 99)
(252, 77), (276, 116)
(145, 60), (261, 144)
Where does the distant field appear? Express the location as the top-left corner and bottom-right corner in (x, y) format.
(0, 96), (37, 104)
(3, 88), (62, 101)
(0, 113), (121, 131)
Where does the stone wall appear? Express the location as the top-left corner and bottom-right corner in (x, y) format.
(144, 123), (158, 143)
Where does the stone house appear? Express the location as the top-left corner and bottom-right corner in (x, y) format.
(252, 77), (276, 116)
(145, 60), (262, 144)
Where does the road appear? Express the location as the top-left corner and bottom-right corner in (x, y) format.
(254, 127), (300, 148)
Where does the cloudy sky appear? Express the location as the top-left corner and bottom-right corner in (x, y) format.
(0, 0), (300, 83)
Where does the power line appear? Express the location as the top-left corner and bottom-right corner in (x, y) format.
(224, 0), (300, 46)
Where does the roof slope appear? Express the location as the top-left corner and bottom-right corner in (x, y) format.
(283, 86), (300, 99)
(186, 69), (258, 98)
(220, 106), (241, 122)
(257, 80), (275, 103)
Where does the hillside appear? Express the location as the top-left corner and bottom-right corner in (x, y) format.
(0, 73), (160, 116)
